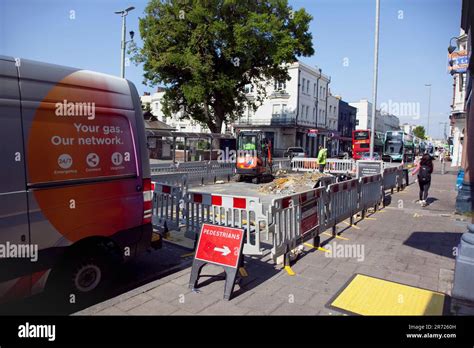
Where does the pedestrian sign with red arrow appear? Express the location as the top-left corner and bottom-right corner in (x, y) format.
(189, 223), (246, 300)
(194, 224), (244, 268)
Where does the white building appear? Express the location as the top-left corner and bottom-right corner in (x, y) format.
(350, 99), (400, 134)
(234, 60), (331, 157)
(382, 112), (401, 133)
(350, 99), (384, 133)
(326, 94), (340, 156)
(449, 30), (468, 167)
(140, 88), (209, 133)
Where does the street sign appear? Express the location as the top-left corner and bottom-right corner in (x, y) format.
(194, 224), (244, 268)
(189, 223), (246, 300)
(356, 160), (383, 178)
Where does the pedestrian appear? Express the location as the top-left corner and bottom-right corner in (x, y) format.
(317, 145), (327, 173)
(411, 153), (433, 207)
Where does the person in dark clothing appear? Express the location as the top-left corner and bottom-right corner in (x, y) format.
(411, 153), (434, 207)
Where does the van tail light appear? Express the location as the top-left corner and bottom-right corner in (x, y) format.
(143, 178), (153, 224)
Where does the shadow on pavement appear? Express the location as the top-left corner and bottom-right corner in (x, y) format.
(403, 231), (462, 259)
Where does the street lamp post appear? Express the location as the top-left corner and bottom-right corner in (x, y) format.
(370, 0), (380, 159)
(425, 84), (432, 138)
(114, 6), (135, 78)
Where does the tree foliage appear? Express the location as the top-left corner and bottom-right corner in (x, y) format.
(132, 0), (314, 133)
(413, 125), (426, 140)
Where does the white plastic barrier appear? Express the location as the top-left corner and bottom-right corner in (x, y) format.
(184, 191), (266, 255)
(325, 159), (356, 174)
(267, 188), (326, 262)
(291, 157), (319, 172)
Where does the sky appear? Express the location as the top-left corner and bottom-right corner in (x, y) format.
(0, 0), (462, 139)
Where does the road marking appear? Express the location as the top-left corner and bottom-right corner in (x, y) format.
(343, 221), (361, 230)
(413, 213), (422, 218)
(304, 242), (332, 253)
(322, 232), (349, 240)
(284, 265), (296, 276)
(365, 217), (377, 220)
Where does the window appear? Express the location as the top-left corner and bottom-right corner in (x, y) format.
(274, 80), (286, 91)
(244, 84), (254, 94)
(320, 86), (323, 98)
(282, 104), (287, 115)
(313, 107), (316, 120)
(306, 105), (309, 118)
(272, 104), (281, 116)
(329, 105), (332, 114)
(306, 80), (310, 94)
(302, 78), (306, 92)
(314, 83), (317, 97)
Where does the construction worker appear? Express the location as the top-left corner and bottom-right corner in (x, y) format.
(243, 139), (256, 151)
(317, 145), (328, 173)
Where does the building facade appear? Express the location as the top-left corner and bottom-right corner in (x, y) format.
(140, 88), (210, 133)
(450, 30), (468, 167)
(350, 99), (400, 134)
(233, 61), (331, 157)
(337, 100), (357, 154)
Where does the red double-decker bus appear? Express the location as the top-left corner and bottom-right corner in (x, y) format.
(352, 129), (383, 160)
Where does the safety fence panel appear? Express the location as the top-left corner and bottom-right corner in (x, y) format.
(325, 159), (356, 174)
(152, 183), (184, 233)
(267, 188), (326, 261)
(291, 157), (319, 172)
(184, 192), (266, 255)
(207, 161), (235, 183)
(382, 166), (399, 191)
(359, 174), (383, 211)
(176, 161), (209, 184)
(150, 163), (178, 175)
(151, 172), (188, 188)
(273, 158), (292, 171)
(326, 178), (360, 228)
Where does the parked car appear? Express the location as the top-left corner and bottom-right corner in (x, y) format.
(284, 147), (305, 158)
(360, 152), (381, 161)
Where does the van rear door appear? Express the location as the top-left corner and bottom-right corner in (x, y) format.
(0, 57), (31, 302)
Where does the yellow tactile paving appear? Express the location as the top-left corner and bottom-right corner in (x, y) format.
(331, 274), (445, 315)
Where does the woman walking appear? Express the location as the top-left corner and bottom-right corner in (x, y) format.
(411, 153), (434, 207)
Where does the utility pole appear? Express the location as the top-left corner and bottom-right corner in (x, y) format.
(370, 0), (380, 158)
(114, 7), (135, 78)
(425, 84), (432, 137)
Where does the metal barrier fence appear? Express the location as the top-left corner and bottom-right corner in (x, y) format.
(267, 188), (326, 263)
(151, 172), (188, 188)
(183, 191), (266, 255)
(151, 161), (235, 185)
(150, 163), (178, 175)
(326, 179), (360, 231)
(152, 182), (184, 233)
(359, 174), (383, 212)
(382, 166), (400, 193)
(272, 158), (292, 172)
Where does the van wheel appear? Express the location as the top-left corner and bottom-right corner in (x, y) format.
(46, 244), (120, 311)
